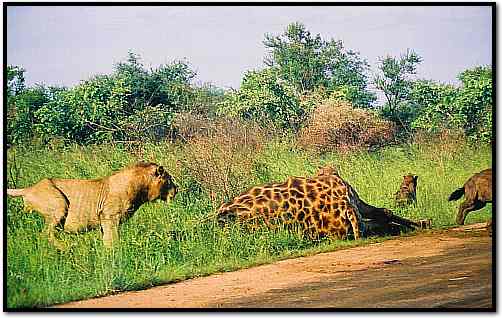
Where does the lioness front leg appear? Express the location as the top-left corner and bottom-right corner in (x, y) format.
(100, 215), (120, 248)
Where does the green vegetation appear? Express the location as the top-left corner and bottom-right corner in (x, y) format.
(6, 136), (491, 308)
(411, 66), (493, 142)
(217, 67), (304, 131)
(7, 23), (493, 145)
(262, 22), (376, 108)
(6, 21), (492, 308)
(374, 51), (492, 142)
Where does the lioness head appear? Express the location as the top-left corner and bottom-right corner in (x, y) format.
(142, 163), (178, 203)
(402, 175), (418, 189)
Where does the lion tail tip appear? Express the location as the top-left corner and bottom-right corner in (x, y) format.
(7, 188), (24, 197)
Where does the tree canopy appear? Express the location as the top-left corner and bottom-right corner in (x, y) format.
(5, 24), (493, 145)
(263, 22), (376, 108)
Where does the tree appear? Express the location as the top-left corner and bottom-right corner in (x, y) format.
(33, 52), (200, 144)
(7, 85), (52, 143)
(456, 66), (492, 141)
(263, 22), (376, 108)
(7, 65), (26, 98)
(409, 80), (459, 132)
(217, 68), (304, 130)
(6, 65), (68, 143)
(113, 51), (197, 113)
(374, 49), (423, 129)
(411, 66), (492, 142)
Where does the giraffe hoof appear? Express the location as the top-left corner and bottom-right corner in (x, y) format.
(418, 219), (432, 229)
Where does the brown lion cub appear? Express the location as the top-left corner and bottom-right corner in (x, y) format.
(395, 175), (418, 206)
(7, 162), (177, 249)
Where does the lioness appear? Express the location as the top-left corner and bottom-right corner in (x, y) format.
(7, 162), (177, 249)
(395, 175), (418, 207)
(449, 168), (492, 225)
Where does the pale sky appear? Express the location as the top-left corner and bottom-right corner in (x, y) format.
(7, 5), (492, 99)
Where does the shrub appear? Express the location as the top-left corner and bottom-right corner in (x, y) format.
(171, 112), (218, 142)
(297, 99), (396, 153)
(10, 52), (200, 145)
(410, 66), (492, 143)
(180, 118), (265, 205)
(455, 66), (492, 142)
(116, 105), (174, 142)
(7, 86), (50, 144)
(34, 75), (131, 143)
(412, 128), (468, 160)
(184, 84), (225, 116)
(216, 68), (305, 131)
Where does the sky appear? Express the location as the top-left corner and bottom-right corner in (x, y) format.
(7, 5), (492, 101)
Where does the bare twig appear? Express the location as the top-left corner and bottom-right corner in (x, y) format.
(85, 120), (118, 132)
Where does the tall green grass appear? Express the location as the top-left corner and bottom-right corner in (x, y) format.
(6, 139), (492, 308)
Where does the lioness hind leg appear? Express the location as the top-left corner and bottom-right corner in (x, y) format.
(457, 200), (485, 225)
(22, 182), (69, 250)
(43, 205), (69, 251)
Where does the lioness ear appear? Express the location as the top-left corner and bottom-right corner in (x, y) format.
(414, 175), (419, 181)
(155, 165), (165, 177)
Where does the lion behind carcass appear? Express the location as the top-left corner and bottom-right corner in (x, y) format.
(7, 162), (178, 249)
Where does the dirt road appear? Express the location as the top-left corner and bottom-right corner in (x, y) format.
(55, 224), (493, 309)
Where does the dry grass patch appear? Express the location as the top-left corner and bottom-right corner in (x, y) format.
(180, 117), (266, 205)
(298, 100), (396, 153)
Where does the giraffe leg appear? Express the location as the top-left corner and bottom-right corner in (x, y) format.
(486, 218), (492, 236)
(346, 206), (361, 240)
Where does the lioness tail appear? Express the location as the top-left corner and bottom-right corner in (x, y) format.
(7, 188), (25, 197)
(448, 187), (465, 201)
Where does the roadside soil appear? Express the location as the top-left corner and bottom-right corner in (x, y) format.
(55, 223), (493, 309)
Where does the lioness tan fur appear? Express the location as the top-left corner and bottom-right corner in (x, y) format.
(7, 162), (177, 249)
(448, 168), (492, 225)
(394, 174), (418, 207)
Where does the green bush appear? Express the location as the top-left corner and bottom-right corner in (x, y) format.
(411, 66), (492, 142)
(217, 68), (305, 131)
(455, 66), (492, 141)
(35, 75), (131, 143)
(7, 53), (216, 145)
(7, 86), (50, 143)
